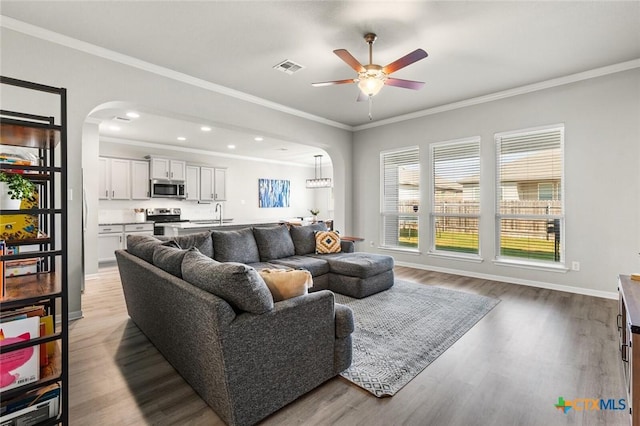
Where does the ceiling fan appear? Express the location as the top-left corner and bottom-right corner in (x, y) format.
(312, 33), (428, 102)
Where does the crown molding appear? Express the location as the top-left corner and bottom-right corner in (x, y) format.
(3, 15), (638, 134)
(0, 16), (352, 132)
(354, 58), (640, 131)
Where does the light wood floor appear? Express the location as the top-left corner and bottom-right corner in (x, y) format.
(70, 266), (626, 425)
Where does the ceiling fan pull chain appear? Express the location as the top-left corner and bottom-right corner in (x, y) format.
(368, 96), (373, 121)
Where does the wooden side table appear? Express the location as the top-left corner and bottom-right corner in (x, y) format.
(341, 236), (365, 242)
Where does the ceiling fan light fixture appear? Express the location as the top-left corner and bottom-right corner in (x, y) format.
(357, 70), (386, 97)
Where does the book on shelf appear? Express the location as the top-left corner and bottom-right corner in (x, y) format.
(0, 383), (60, 426)
(0, 306), (45, 320)
(0, 316), (40, 392)
(0, 307), (54, 369)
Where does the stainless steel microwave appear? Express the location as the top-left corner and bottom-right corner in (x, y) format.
(150, 179), (185, 199)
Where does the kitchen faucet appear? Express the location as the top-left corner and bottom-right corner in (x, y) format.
(215, 203), (223, 226)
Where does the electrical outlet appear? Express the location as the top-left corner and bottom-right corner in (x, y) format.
(370, 241), (375, 247)
(571, 261), (580, 271)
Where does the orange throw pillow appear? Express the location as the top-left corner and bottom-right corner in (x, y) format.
(315, 230), (341, 254)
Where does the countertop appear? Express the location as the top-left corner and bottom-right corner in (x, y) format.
(99, 221), (155, 226)
(155, 219), (281, 230)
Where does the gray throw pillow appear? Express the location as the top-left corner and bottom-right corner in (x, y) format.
(181, 248), (274, 314)
(126, 234), (163, 263)
(211, 227), (260, 264)
(289, 222), (328, 255)
(152, 244), (188, 278)
(252, 225), (295, 261)
(170, 231), (214, 258)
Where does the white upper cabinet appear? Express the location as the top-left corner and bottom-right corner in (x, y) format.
(131, 160), (150, 199)
(110, 159), (131, 199)
(214, 168), (226, 201)
(198, 166), (226, 201)
(185, 165), (200, 201)
(150, 158), (186, 181)
(99, 157), (131, 200)
(169, 159), (186, 181)
(200, 166), (214, 201)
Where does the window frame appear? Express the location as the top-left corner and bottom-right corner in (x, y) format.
(379, 146), (420, 252)
(429, 136), (482, 261)
(494, 124), (566, 270)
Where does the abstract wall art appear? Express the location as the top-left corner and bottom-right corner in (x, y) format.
(258, 178), (290, 208)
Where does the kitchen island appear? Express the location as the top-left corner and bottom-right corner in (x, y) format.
(156, 219), (283, 236)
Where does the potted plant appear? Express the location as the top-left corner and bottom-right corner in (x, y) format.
(309, 209), (319, 223)
(0, 171), (36, 209)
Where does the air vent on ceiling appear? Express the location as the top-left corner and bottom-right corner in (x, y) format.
(273, 59), (305, 75)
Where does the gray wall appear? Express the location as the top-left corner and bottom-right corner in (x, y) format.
(1, 28), (353, 318)
(353, 69), (640, 296)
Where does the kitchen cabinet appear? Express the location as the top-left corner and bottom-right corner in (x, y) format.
(98, 223), (153, 261)
(214, 168), (227, 201)
(99, 157), (131, 200)
(200, 166), (227, 201)
(124, 223), (154, 249)
(150, 158), (186, 181)
(98, 224), (124, 263)
(200, 166), (214, 201)
(185, 165), (200, 201)
(131, 160), (150, 199)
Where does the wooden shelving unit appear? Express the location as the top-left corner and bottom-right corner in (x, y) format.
(0, 76), (68, 425)
(619, 274), (640, 426)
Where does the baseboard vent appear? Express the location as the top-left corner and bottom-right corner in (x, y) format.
(273, 59), (305, 75)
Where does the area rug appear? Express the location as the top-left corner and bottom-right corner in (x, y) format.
(335, 280), (499, 397)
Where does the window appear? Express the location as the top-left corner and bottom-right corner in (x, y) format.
(495, 125), (564, 264)
(381, 147), (420, 250)
(431, 138), (480, 256)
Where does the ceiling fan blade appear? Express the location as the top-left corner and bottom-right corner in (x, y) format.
(311, 78), (357, 87)
(334, 49), (365, 73)
(382, 49), (428, 74)
(385, 78), (425, 90)
(356, 91), (369, 102)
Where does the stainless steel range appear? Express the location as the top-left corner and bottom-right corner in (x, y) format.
(146, 208), (188, 235)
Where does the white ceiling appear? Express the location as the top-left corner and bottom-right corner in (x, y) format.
(3, 1), (639, 164)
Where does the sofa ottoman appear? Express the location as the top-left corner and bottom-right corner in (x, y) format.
(324, 253), (395, 298)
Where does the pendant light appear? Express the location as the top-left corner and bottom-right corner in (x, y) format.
(306, 155), (332, 188)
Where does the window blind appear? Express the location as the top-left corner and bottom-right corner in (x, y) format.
(431, 139), (480, 255)
(381, 147), (419, 249)
(495, 126), (564, 263)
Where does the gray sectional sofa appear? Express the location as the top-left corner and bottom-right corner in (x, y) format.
(115, 222), (394, 426)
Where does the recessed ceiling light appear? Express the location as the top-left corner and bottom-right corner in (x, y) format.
(254, 136), (264, 141)
(126, 111), (140, 118)
(201, 126), (212, 132)
(227, 144), (236, 149)
(177, 136), (187, 141)
(109, 125), (121, 131)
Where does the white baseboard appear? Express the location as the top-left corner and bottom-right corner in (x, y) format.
(69, 310), (84, 321)
(394, 261), (618, 300)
